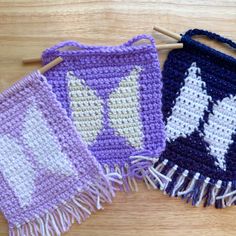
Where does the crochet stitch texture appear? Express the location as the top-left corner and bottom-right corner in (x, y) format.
(152, 29), (236, 208)
(0, 71), (116, 236)
(41, 35), (166, 191)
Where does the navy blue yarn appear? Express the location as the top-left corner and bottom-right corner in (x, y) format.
(182, 29), (236, 67)
(160, 29), (236, 184)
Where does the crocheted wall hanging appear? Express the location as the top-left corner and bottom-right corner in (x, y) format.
(41, 35), (167, 191)
(0, 71), (117, 236)
(152, 29), (236, 208)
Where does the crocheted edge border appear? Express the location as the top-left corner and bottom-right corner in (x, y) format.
(9, 173), (121, 236)
(145, 157), (236, 209)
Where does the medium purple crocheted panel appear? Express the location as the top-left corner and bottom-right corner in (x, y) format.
(0, 72), (111, 231)
(42, 35), (166, 173)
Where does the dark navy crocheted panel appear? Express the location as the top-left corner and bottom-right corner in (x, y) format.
(161, 44), (236, 182)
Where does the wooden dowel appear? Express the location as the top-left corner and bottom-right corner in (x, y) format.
(39, 57), (63, 74)
(22, 43), (183, 64)
(153, 26), (181, 41)
(22, 57), (42, 64)
(23, 57), (41, 64)
(157, 43), (183, 50)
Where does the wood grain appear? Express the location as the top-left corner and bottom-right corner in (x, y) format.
(0, 0), (236, 235)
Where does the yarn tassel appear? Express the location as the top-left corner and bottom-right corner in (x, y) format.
(151, 158), (236, 208)
(129, 152), (172, 191)
(103, 162), (143, 192)
(101, 151), (172, 192)
(163, 164), (178, 194)
(9, 173), (119, 236)
(215, 182), (236, 207)
(170, 170), (189, 197)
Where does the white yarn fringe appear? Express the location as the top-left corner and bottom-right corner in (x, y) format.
(103, 156), (172, 192)
(146, 158), (236, 208)
(104, 163), (138, 192)
(9, 173), (121, 236)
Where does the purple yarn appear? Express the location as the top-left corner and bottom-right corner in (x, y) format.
(41, 35), (166, 191)
(0, 71), (115, 235)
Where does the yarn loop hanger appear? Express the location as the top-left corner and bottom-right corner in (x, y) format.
(183, 29), (236, 50)
(22, 33), (183, 64)
(154, 26), (236, 62)
(182, 29), (236, 64)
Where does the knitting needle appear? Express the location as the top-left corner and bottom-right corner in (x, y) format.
(153, 26), (181, 41)
(22, 43), (183, 64)
(38, 57), (63, 74)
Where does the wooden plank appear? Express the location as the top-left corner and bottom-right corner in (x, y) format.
(0, 1), (235, 235)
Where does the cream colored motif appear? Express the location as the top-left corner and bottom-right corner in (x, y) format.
(204, 95), (236, 171)
(23, 103), (77, 176)
(166, 62), (211, 141)
(68, 72), (104, 145)
(108, 66), (143, 148)
(0, 136), (36, 208)
(166, 62), (236, 171)
(0, 102), (77, 207)
(67, 67), (143, 148)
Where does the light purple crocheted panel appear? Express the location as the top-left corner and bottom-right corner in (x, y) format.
(0, 72), (102, 228)
(42, 35), (166, 171)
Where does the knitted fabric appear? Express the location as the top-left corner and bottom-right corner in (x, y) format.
(152, 29), (236, 208)
(41, 35), (166, 191)
(0, 71), (117, 236)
